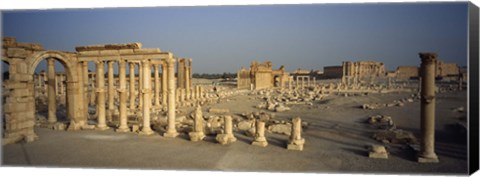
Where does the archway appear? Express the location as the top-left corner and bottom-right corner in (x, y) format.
(25, 51), (87, 129)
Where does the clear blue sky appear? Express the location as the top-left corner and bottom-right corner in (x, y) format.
(2, 2), (468, 74)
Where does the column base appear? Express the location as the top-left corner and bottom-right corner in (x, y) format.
(96, 125), (110, 131)
(252, 140), (268, 147)
(287, 144), (304, 151)
(163, 131), (179, 138)
(188, 132), (205, 142)
(116, 126), (130, 133)
(216, 134), (237, 145)
(139, 129), (154, 136)
(417, 154), (439, 163)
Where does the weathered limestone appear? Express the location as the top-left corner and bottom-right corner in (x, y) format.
(107, 61), (115, 122)
(287, 117), (305, 151)
(164, 57), (179, 138)
(216, 115), (237, 145)
(116, 60), (129, 132)
(369, 145), (388, 159)
(139, 60), (154, 135)
(252, 121), (268, 147)
(161, 63), (167, 106)
(154, 64), (161, 106)
(189, 105), (206, 141)
(138, 62), (143, 108)
(129, 62), (136, 110)
(95, 61), (108, 130)
(417, 53), (439, 163)
(237, 61), (289, 90)
(47, 58), (57, 124)
(82, 61), (89, 117)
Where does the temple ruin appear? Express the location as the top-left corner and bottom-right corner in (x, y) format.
(1, 37), (204, 144)
(237, 61), (290, 90)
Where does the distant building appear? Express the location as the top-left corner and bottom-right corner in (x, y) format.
(396, 66), (419, 80)
(323, 66), (343, 78)
(237, 61), (290, 90)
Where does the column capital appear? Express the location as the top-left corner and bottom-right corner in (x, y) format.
(419, 52), (438, 64)
(166, 57), (176, 65)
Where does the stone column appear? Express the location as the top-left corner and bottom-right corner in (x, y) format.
(417, 53), (439, 163)
(140, 60), (154, 135)
(177, 58), (185, 88)
(47, 58), (57, 124)
(252, 120), (268, 147)
(138, 62), (143, 108)
(107, 61), (115, 121)
(96, 61), (108, 130)
(116, 60), (129, 132)
(129, 62), (136, 110)
(175, 88), (181, 103)
(154, 64), (161, 107)
(287, 117), (305, 151)
(82, 61), (89, 118)
(216, 115), (237, 145)
(161, 63), (168, 106)
(189, 105), (205, 141)
(164, 57), (178, 138)
(180, 88), (186, 102)
(185, 59), (191, 100)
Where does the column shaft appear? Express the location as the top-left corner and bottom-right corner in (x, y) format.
(129, 63), (136, 110)
(154, 64), (161, 106)
(116, 61), (129, 132)
(96, 61), (108, 130)
(47, 59), (57, 123)
(418, 53), (439, 163)
(164, 57), (178, 137)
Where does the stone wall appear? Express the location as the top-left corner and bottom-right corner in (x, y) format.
(323, 66), (343, 78)
(396, 66), (418, 80)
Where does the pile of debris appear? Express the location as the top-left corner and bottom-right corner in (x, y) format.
(367, 115), (418, 145)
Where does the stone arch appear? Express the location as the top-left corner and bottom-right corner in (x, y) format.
(26, 51), (78, 83)
(25, 51), (87, 130)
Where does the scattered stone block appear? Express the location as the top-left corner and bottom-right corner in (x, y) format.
(368, 145), (388, 159)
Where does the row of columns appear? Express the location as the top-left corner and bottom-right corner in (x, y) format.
(41, 57), (181, 138)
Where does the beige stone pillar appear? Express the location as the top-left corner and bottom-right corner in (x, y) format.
(287, 117), (305, 151)
(107, 61), (115, 121)
(129, 62), (136, 110)
(216, 115), (237, 145)
(83, 62), (89, 110)
(161, 63), (168, 105)
(47, 58), (57, 123)
(96, 61), (108, 130)
(252, 120), (268, 147)
(116, 60), (129, 132)
(138, 62), (143, 108)
(164, 57), (178, 138)
(140, 60), (154, 135)
(417, 53), (439, 163)
(185, 59), (191, 100)
(177, 58), (185, 88)
(154, 64), (161, 106)
(181, 88), (186, 102)
(189, 105), (205, 141)
(175, 88), (180, 103)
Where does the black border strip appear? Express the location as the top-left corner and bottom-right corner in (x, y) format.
(468, 1), (479, 175)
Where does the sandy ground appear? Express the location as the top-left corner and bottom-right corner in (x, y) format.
(1, 83), (468, 175)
